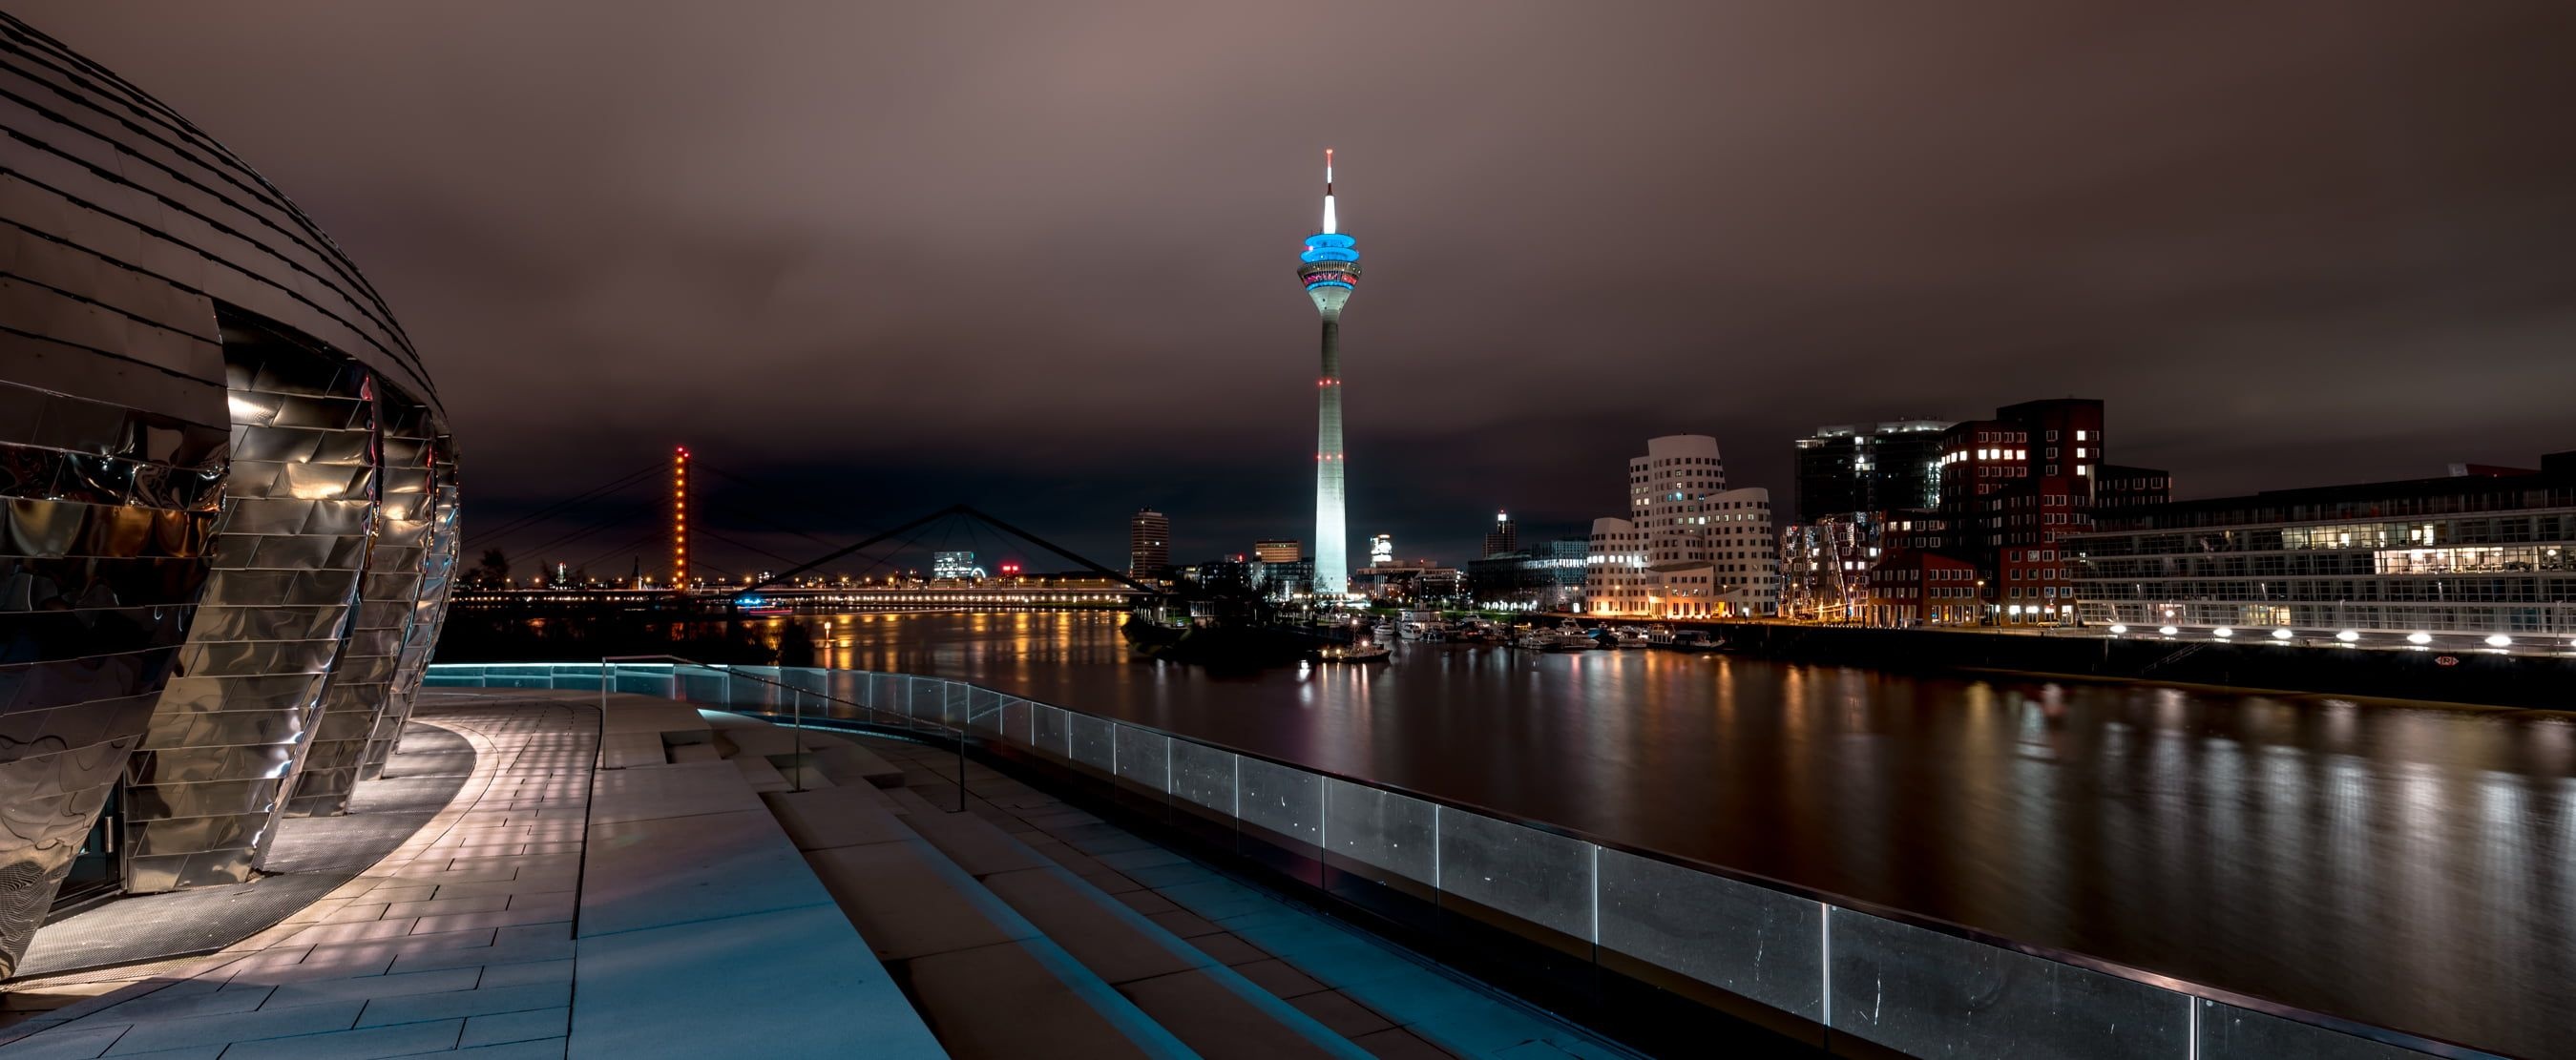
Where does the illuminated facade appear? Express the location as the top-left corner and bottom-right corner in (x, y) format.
(2073, 454), (2576, 640)
(0, 12), (458, 971)
(1368, 533), (1394, 567)
(1585, 436), (1778, 618)
(932, 551), (985, 580)
(1298, 150), (1361, 597)
(1253, 539), (1303, 564)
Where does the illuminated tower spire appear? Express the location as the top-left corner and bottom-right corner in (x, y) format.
(1297, 149), (1361, 598)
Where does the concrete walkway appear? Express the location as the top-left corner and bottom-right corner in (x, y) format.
(0, 693), (594, 1057)
(0, 690), (935, 1059)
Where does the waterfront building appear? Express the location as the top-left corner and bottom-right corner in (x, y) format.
(1129, 508), (1170, 581)
(0, 13), (459, 972)
(932, 551), (984, 580)
(1252, 558), (1316, 599)
(1467, 538), (1588, 611)
(1864, 548), (1986, 625)
(2071, 452), (2576, 640)
(1779, 515), (1879, 620)
(1297, 150), (1362, 597)
(1369, 532), (1394, 566)
(1351, 559), (1462, 604)
(1852, 399), (2169, 626)
(1791, 419), (1954, 523)
(1254, 538), (1304, 564)
(1483, 509), (1518, 557)
(1584, 436), (1778, 618)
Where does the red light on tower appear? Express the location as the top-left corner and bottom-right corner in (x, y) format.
(671, 446), (691, 591)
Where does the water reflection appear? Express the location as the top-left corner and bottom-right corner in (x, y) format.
(777, 610), (2570, 1055)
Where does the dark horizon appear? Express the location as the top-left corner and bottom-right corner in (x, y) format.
(20, 2), (2576, 572)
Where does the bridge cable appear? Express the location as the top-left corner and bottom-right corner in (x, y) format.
(466, 463), (660, 547)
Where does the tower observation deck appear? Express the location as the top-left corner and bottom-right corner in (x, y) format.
(1299, 150), (1361, 598)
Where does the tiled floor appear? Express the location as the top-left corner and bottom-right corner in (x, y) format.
(857, 737), (1630, 1060)
(0, 695), (595, 1059)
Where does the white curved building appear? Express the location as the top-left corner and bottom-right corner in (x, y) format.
(1586, 436), (1777, 618)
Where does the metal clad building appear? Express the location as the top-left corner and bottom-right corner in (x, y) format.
(0, 12), (457, 971)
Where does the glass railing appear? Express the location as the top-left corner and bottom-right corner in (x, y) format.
(424, 661), (2498, 1060)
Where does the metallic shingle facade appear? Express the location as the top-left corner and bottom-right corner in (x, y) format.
(0, 12), (456, 972)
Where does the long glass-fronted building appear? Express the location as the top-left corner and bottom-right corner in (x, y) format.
(2071, 454), (2574, 642)
(0, 12), (459, 974)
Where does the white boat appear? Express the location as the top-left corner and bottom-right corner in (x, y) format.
(1315, 643), (1391, 662)
(1371, 621), (1396, 640)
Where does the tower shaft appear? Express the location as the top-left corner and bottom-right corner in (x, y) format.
(1315, 318), (1347, 597)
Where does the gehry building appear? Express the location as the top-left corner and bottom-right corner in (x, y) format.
(0, 13), (459, 974)
(1584, 435), (1777, 618)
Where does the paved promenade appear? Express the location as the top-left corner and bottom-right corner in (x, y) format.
(0, 694), (593, 1058)
(0, 690), (1626, 1059)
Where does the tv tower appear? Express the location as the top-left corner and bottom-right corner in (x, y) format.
(1298, 149), (1361, 597)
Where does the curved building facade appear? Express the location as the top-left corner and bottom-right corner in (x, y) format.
(0, 12), (457, 972)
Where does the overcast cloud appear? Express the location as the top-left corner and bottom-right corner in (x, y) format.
(20, 2), (2576, 572)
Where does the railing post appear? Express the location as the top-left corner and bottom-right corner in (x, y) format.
(791, 687), (806, 793)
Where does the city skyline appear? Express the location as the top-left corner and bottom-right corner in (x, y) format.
(19, 3), (2576, 572)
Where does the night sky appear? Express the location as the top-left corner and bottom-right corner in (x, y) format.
(23, 3), (2576, 576)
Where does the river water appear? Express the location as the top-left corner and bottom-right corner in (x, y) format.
(781, 610), (2568, 1055)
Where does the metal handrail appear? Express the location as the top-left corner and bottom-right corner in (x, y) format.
(598, 656), (1004, 809)
(468, 660), (2500, 1059)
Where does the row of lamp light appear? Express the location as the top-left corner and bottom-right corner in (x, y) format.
(2105, 625), (2540, 650)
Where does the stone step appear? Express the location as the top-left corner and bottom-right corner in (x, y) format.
(770, 784), (1192, 1059)
(814, 740), (909, 789)
(890, 797), (1371, 1060)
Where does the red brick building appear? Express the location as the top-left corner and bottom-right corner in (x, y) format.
(1898, 399), (2171, 626)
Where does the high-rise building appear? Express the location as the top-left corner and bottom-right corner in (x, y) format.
(1128, 509), (1170, 581)
(1483, 510), (1518, 557)
(1791, 420), (1954, 523)
(1861, 398), (2170, 626)
(932, 551), (983, 580)
(1254, 539), (1304, 564)
(1298, 150), (1362, 597)
(1369, 533), (1394, 567)
(1584, 435), (1778, 618)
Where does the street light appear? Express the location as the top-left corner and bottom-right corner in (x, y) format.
(2406, 632), (2433, 645)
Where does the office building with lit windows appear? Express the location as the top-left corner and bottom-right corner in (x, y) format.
(2071, 453), (2576, 642)
(1791, 420), (1953, 523)
(1585, 435), (1777, 618)
(0, 13), (459, 975)
(1253, 539), (1304, 564)
(1129, 509), (1170, 581)
(1919, 399), (2168, 625)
